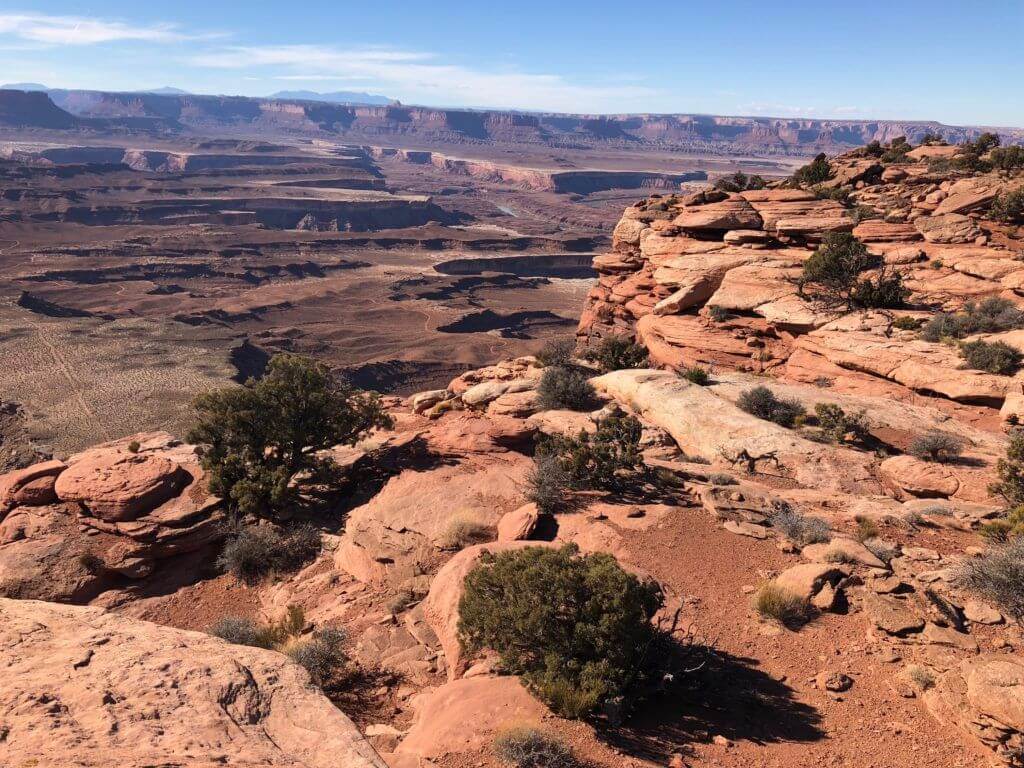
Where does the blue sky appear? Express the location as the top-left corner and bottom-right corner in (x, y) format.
(1, 1), (1021, 126)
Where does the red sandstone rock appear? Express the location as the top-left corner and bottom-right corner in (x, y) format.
(496, 503), (539, 541)
(396, 676), (547, 758)
(0, 598), (385, 768)
(0, 459), (66, 512)
(925, 655), (1024, 765)
(879, 455), (960, 500)
(55, 449), (187, 521)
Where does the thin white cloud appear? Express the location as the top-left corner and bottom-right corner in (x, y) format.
(0, 13), (187, 46)
(740, 102), (821, 117)
(188, 44), (659, 112)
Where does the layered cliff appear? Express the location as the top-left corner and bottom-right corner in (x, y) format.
(3, 88), (1022, 155)
(579, 142), (1024, 422)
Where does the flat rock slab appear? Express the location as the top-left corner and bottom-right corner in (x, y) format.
(724, 520), (769, 539)
(591, 369), (877, 494)
(802, 538), (887, 569)
(864, 593), (926, 637)
(0, 598), (386, 768)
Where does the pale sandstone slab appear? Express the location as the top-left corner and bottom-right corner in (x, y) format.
(0, 598), (385, 768)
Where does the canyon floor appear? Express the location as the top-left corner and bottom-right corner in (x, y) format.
(0, 132), (791, 456)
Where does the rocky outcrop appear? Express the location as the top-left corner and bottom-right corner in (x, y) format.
(591, 369), (878, 493)
(925, 655), (1024, 765)
(579, 148), (1024, 427)
(0, 598), (385, 768)
(0, 432), (225, 601)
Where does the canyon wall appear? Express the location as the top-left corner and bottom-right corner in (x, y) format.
(4, 88), (1022, 156)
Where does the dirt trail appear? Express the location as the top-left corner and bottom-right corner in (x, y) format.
(1, 298), (111, 442)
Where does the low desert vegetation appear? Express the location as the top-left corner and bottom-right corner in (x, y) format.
(864, 538), (898, 565)
(189, 353), (391, 519)
(210, 605), (348, 685)
(536, 366), (596, 411)
(680, 365), (711, 385)
(439, 514), (495, 550)
(536, 338), (577, 368)
(388, 588), (421, 615)
(791, 153), (833, 185)
(955, 538), (1024, 626)
(920, 297), (1024, 342)
(707, 305), (729, 323)
(879, 136), (912, 164)
(526, 451), (576, 515)
(952, 132), (1001, 173)
(892, 316), (925, 331)
(769, 503), (832, 545)
(798, 232), (906, 311)
(458, 544), (663, 718)
(708, 472), (738, 486)
(279, 627), (348, 685)
(528, 414), (644, 513)
(979, 507), (1024, 542)
(991, 188), (1024, 224)
(754, 582), (811, 628)
(907, 431), (964, 463)
(960, 339), (1023, 375)
(493, 727), (579, 768)
(855, 516), (881, 543)
(713, 171), (767, 192)
(991, 429), (1024, 506)
(126, 440), (140, 454)
(989, 145), (1024, 171)
(906, 665), (937, 692)
(737, 385), (805, 427)
(78, 552), (105, 575)
(583, 335), (649, 373)
(814, 402), (869, 444)
(217, 523), (321, 584)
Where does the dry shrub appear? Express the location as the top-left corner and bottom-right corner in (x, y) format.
(754, 582), (811, 628)
(493, 727), (578, 768)
(439, 514), (495, 550)
(955, 538), (1024, 625)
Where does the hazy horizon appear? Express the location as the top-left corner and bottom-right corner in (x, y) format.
(1, 1), (1022, 126)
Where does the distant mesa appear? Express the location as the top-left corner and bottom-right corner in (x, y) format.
(1, 87), (1020, 153)
(0, 82), (48, 92)
(269, 89), (392, 106)
(139, 87), (191, 95)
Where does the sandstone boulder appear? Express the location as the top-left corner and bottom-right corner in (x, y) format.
(774, 562), (850, 601)
(336, 456), (530, 585)
(673, 199), (762, 231)
(0, 598), (385, 768)
(55, 449), (188, 521)
(801, 538), (887, 569)
(591, 370), (878, 494)
(925, 654), (1024, 765)
(0, 458), (64, 512)
(496, 503), (539, 541)
(916, 213), (982, 244)
(396, 676), (547, 759)
(879, 455), (960, 499)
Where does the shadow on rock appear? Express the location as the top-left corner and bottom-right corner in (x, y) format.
(598, 648), (824, 761)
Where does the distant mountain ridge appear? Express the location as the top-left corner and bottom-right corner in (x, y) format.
(1, 87), (1021, 156)
(269, 90), (392, 106)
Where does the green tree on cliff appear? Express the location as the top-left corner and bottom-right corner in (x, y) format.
(189, 353), (392, 517)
